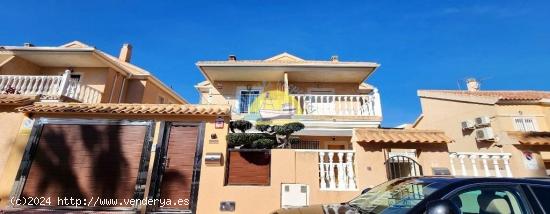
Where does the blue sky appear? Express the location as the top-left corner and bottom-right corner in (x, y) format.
(2, 1), (549, 127)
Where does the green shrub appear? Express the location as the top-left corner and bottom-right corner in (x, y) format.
(227, 133), (271, 148)
(255, 124), (271, 132)
(252, 138), (275, 149)
(230, 120), (253, 133)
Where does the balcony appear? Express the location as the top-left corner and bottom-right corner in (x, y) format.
(296, 149), (357, 191)
(449, 152), (513, 177)
(0, 71), (102, 103)
(290, 93), (382, 117)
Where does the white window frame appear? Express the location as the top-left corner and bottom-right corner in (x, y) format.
(513, 117), (538, 132)
(235, 86), (263, 114)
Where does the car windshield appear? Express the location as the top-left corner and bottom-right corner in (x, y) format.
(348, 178), (445, 214)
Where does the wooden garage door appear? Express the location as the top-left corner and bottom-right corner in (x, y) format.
(158, 125), (200, 209)
(20, 124), (148, 206)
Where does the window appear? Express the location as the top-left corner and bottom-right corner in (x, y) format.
(70, 74), (82, 82)
(158, 96), (165, 104)
(238, 90), (260, 113)
(449, 186), (524, 214)
(514, 117), (537, 132)
(530, 185), (550, 213)
(291, 140), (320, 149)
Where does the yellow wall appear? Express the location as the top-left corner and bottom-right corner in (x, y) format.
(140, 80), (181, 104)
(0, 109), (32, 207)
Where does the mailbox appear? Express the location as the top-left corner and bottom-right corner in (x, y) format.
(205, 153), (223, 166)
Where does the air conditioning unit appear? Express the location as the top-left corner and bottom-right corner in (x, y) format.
(461, 120), (475, 130)
(476, 127), (495, 141)
(281, 184), (309, 208)
(475, 116), (491, 127)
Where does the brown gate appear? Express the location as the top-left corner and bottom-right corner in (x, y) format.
(384, 155), (423, 180)
(12, 119), (154, 210)
(149, 122), (204, 212)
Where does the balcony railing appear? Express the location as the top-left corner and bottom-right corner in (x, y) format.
(0, 70), (102, 103)
(295, 149), (357, 191)
(290, 93), (382, 117)
(449, 152), (513, 178)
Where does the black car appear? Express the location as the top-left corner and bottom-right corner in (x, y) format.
(272, 176), (550, 214)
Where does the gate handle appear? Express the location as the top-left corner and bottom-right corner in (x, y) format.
(165, 157), (171, 168)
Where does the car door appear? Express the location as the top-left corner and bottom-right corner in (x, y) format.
(526, 184), (550, 213)
(445, 184), (530, 214)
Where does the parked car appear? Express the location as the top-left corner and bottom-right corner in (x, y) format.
(271, 176), (550, 214)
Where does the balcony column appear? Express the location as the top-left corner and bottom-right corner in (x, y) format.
(481, 155), (491, 177)
(449, 153), (457, 176)
(372, 88), (382, 117)
(328, 152), (336, 189)
(502, 155), (513, 177)
(458, 154), (468, 176)
(346, 152), (356, 189)
(283, 72), (289, 95)
(469, 155), (479, 176)
(58, 69), (71, 96)
(337, 152), (346, 189)
(492, 155), (502, 177)
(319, 152), (326, 189)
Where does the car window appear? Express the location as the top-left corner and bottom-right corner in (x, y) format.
(530, 185), (550, 213)
(448, 186), (524, 214)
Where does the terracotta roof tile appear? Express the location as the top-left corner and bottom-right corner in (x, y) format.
(17, 103), (230, 116)
(0, 94), (38, 105)
(507, 131), (550, 145)
(422, 90), (550, 101)
(355, 128), (452, 144)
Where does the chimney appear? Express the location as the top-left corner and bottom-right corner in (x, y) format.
(228, 55), (237, 61)
(119, 43), (133, 62)
(23, 42), (34, 47)
(466, 78), (480, 92)
(331, 55), (339, 62)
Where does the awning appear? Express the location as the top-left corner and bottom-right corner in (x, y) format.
(354, 128), (452, 144)
(17, 103), (231, 116)
(0, 94), (38, 105)
(507, 131), (550, 145)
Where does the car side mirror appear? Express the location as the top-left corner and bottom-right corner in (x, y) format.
(426, 199), (460, 214)
(361, 188), (371, 194)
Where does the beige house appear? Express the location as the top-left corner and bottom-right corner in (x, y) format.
(0, 41), (187, 210)
(414, 79), (550, 178)
(193, 53), (453, 213)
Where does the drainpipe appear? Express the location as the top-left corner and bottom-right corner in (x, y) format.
(108, 73), (119, 103)
(118, 74), (130, 103)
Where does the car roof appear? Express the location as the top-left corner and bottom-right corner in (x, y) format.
(404, 176), (550, 186)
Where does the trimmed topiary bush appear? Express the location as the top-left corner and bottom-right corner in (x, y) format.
(252, 138), (275, 149)
(230, 120), (253, 133)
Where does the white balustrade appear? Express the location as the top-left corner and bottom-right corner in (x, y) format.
(290, 93), (381, 117)
(0, 70), (102, 103)
(449, 152), (513, 178)
(314, 150), (356, 191)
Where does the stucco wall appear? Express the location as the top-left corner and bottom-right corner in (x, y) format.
(140, 80), (181, 104)
(40, 67), (109, 94)
(416, 97), (550, 176)
(0, 56), (41, 75)
(0, 109), (32, 207)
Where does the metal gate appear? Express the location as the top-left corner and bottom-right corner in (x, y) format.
(384, 155), (423, 180)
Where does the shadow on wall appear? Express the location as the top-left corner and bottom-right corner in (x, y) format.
(19, 125), (134, 202)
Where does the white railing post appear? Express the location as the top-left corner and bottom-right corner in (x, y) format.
(319, 152), (326, 189)
(58, 69), (71, 96)
(328, 152), (336, 189)
(449, 153), (457, 176)
(481, 155), (491, 177)
(372, 88), (382, 117)
(337, 152), (346, 189)
(458, 154), (468, 176)
(346, 152), (356, 189)
(492, 155), (502, 177)
(469, 155), (479, 176)
(502, 155), (513, 177)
